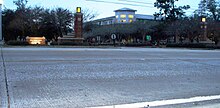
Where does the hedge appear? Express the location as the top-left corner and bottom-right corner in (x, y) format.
(166, 43), (220, 49)
(51, 42), (89, 46)
(125, 43), (153, 47)
(6, 40), (29, 45)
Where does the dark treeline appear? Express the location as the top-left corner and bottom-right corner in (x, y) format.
(3, 0), (97, 42)
(154, 0), (220, 44)
(3, 0), (220, 45)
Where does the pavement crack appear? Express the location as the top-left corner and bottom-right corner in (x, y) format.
(1, 47), (10, 108)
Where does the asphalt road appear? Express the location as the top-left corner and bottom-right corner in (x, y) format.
(1, 47), (220, 108)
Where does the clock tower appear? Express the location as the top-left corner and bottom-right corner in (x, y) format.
(74, 7), (83, 38)
(57, 7), (84, 44)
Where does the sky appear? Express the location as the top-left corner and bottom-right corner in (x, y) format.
(3, 0), (201, 19)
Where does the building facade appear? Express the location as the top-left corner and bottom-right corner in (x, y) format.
(84, 8), (161, 45)
(92, 8), (159, 26)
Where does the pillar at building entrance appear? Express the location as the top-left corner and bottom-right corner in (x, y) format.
(58, 7), (84, 44)
(74, 7), (83, 39)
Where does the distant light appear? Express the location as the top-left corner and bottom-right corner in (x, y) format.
(146, 35), (151, 41)
(77, 7), (81, 13)
(26, 37), (46, 45)
(30, 40), (42, 44)
(202, 18), (206, 22)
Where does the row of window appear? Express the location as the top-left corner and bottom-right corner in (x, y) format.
(116, 14), (134, 19)
(120, 19), (133, 23)
(96, 17), (134, 25)
(97, 21), (113, 25)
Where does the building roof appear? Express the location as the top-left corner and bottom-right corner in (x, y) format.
(114, 8), (137, 12)
(93, 16), (115, 22)
(135, 14), (155, 20)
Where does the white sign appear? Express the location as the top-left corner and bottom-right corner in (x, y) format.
(111, 34), (116, 40)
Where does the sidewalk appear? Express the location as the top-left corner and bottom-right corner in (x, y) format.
(0, 47), (7, 108)
(191, 104), (220, 108)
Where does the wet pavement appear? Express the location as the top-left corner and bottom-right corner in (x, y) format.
(1, 47), (220, 108)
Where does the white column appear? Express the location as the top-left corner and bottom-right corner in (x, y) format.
(0, 1), (3, 45)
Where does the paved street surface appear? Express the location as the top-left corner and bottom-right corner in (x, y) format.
(1, 47), (220, 108)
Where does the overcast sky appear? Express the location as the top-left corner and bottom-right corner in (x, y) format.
(3, 0), (201, 19)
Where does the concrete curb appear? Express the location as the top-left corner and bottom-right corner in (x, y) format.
(190, 104), (220, 108)
(0, 59), (7, 108)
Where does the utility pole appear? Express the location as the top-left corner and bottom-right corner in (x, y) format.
(0, 0), (3, 45)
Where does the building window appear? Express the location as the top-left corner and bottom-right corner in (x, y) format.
(103, 21), (107, 25)
(128, 15), (134, 19)
(120, 14), (126, 18)
(121, 19), (126, 22)
(116, 15), (119, 18)
(129, 19), (133, 22)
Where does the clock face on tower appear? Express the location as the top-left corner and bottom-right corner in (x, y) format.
(78, 18), (81, 21)
(74, 7), (83, 38)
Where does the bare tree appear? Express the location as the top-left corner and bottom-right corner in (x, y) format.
(82, 9), (98, 22)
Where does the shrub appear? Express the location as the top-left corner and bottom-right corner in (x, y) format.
(6, 40), (29, 45)
(166, 43), (220, 49)
(51, 41), (88, 46)
(125, 43), (153, 47)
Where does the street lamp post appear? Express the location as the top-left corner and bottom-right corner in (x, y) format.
(0, 0), (3, 45)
